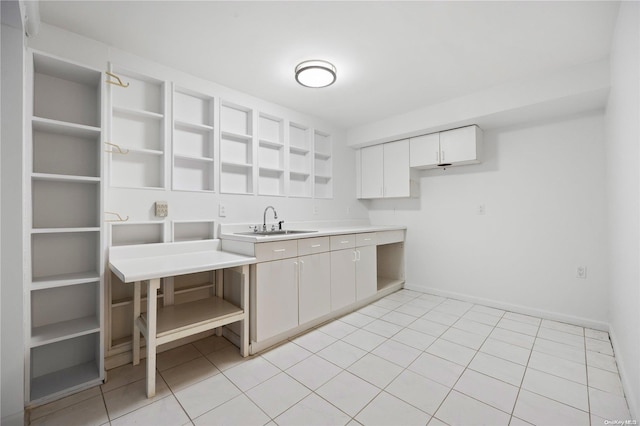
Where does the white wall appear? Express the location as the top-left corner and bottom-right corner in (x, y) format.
(367, 112), (609, 328)
(604, 1), (640, 418)
(1, 12), (25, 426)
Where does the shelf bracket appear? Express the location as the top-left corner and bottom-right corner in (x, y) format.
(104, 211), (129, 222)
(105, 71), (130, 88)
(104, 142), (129, 155)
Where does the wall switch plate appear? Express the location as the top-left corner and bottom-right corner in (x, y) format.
(155, 201), (168, 217)
(577, 266), (587, 279)
(219, 204), (226, 217)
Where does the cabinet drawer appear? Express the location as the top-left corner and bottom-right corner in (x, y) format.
(298, 237), (330, 256)
(255, 240), (298, 262)
(376, 230), (405, 245)
(356, 233), (377, 247)
(330, 234), (356, 250)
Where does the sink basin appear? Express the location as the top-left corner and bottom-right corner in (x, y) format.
(235, 230), (317, 236)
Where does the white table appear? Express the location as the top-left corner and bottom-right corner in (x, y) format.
(109, 240), (256, 397)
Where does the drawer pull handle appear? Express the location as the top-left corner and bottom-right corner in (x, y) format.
(363, 238), (372, 241)
(340, 240), (350, 244)
(273, 248), (286, 252)
(311, 244), (321, 248)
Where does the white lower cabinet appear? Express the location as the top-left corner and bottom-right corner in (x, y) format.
(298, 252), (331, 324)
(330, 249), (357, 311)
(355, 245), (377, 301)
(329, 235), (377, 310)
(250, 230), (404, 350)
(254, 258), (299, 342)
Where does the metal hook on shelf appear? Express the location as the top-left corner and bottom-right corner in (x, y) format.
(104, 212), (130, 222)
(104, 142), (129, 155)
(105, 71), (130, 88)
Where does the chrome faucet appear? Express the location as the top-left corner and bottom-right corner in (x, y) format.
(263, 206), (278, 231)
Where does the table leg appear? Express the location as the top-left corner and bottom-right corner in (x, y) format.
(146, 278), (160, 398)
(215, 269), (224, 337)
(132, 281), (141, 365)
(240, 264), (249, 357)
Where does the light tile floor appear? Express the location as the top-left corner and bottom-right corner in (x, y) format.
(29, 290), (634, 426)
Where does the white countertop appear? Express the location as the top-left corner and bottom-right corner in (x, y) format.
(219, 222), (406, 243)
(109, 240), (256, 283)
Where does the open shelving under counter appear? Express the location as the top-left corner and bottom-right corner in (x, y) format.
(109, 240), (256, 397)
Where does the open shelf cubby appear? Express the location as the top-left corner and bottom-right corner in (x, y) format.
(313, 130), (333, 199)
(220, 102), (254, 194)
(258, 113), (284, 196)
(31, 231), (99, 283)
(109, 67), (166, 190)
(173, 86), (215, 192)
(32, 118), (100, 178)
(31, 282), (100, 347)
(172, 220), (215, 242)
(32, 179), (99, 229)
(33, 54), (101, 128)
(30, 333), (101, 401)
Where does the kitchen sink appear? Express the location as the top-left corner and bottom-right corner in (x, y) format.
(235, 230), (317, 236)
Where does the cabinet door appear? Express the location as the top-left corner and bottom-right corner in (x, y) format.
(255, 258), (299, 342)
(360, 145), (384, 199)
(355, 245), (377, 301)
(439, 126), (478, 165)
(299, 252), (331, 324)
(410, 133), (440, 169)
(383, 139), (410, 198)
(330, 249), (356, 311)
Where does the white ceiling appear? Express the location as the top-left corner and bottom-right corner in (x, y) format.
(38, 1), (620, 129)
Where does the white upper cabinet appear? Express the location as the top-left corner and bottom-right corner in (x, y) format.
(410, 125), (482, 169)
(359, 139), (412, 199)
(383, 139), (411, 198)
(360, 144), (384, 198)
(409, 133), (440, 168)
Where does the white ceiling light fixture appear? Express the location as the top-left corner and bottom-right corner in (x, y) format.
(295, 60), (337, 88)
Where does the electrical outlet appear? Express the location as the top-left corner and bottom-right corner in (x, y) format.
(477, 204), (486, 215)
(155, 201), (168, 217)
(313, 205), (318, 215)
(577, 266), (587, 279)
(219, 204), (226, 217)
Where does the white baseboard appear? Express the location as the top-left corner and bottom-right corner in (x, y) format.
(608, 326), (639, 420)
(404, 282), (610, 331)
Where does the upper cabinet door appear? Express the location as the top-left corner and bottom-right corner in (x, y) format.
(383, 139), (410, 198)
(360, 144), (384, 199)
(439, 125), (480, 165)
(410, 133), (440, 169)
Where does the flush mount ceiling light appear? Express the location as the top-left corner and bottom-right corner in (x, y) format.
(295, 60), (337, 88)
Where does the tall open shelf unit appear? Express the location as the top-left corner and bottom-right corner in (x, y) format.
(26, 51), (104, 403)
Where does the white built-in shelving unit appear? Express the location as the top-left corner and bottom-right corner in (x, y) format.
(288, 122), (313, 198)
(172, 85), (215, 192)
(313, 130), (333, 199)
(220, 101), (254, 194)
(258, 113), (285, 196)
(108, 67), (167, 190)
(26, 51), (104, 403)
